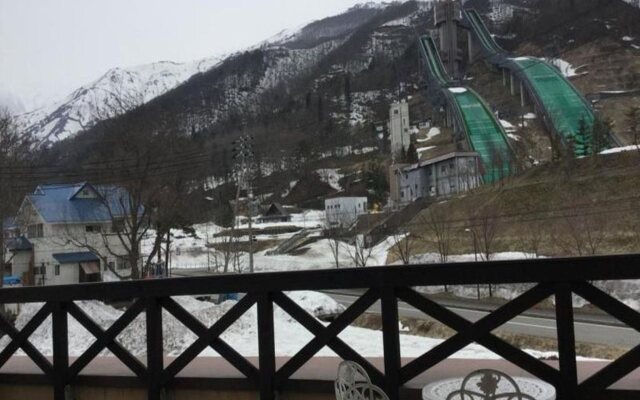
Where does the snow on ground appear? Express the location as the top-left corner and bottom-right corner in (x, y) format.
(507, 133), (521, 142)
(382, 16), (413, 27)
(623, 36), (634, 42)
(600, 145), (640, 155)
(500, 119), (517, 133)
(254, 236), (396, 272)
(417, 146), (436, 156)
(317, 168), (344, 191)
(546, 58), (587, 78)
(524, 113), (537, 119)
(448, 87), (467, 94)
(417, 127), (441, 143)
(1, 292), (557, 361)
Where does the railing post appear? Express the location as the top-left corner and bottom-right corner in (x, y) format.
(555, 283), (578, 400)
(146, 297), (164, 400)
(258, 292), (276, 400)
(52, 301), (69, 400)
(381, 287), (401, 400)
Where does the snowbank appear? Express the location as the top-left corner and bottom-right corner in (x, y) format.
(600, 145), (640, 155)
(546, 58), (587, 78)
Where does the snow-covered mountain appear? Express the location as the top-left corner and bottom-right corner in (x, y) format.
(16, 56), (222, 145)
(16, 2), (419, 146)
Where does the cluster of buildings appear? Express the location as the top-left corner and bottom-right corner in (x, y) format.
(387, 100), (481, 208)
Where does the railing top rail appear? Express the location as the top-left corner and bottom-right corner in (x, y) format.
(1, 254), (639, 304)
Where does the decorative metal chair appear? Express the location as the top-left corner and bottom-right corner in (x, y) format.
(335, 361), (390, 400)
(446, 369), (538, 400)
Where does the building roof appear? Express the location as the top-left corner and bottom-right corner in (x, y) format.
(400, 152), (480, 173)
(6, 236), (33, 252)
(2, 217), (16, 231)
(24, 182), (135, 224)
(263, 203), (290, 217)
(52, 252), (100, 264)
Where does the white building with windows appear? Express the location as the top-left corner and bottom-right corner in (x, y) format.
(390, 152), (481, 206)
(324, 197), (368, 228)
(6, 183), (134, 286)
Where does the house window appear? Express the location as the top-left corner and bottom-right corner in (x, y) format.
(394, 110), (399, 115)
(441, 166), (446, 173)
(27, 224), (44, 238)
(112, 219), (124, 233)
(54, 265), (60, 276)
(116, 257), (130, 270)
(86, 225), (102, 233)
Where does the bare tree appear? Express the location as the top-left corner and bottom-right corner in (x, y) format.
(518, 219), (545, 259)
(325, 225), (344, 269)
(424, 208), (453, 264)
(346, 233), (374, 267)
(470, 207), (500, 262)
(389, 225), (419, 265)
(0, 109), (34, 289)
(556, 210), (608, 256)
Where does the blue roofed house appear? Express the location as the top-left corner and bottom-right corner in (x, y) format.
(11, 182), (135, 286)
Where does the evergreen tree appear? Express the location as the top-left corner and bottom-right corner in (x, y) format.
(574, 116), (591, 156)
(405, 142), (419, 164)
(363, 162), (389, 207)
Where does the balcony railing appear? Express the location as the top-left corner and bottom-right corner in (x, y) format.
(0, 254), (639, 400)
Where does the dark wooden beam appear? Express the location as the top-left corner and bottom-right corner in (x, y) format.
(67, 299), (147, 379)
(398, 285), (559, 385)
(555, 283), (578, 400)
(161, 294), (258, 383)
(0, 303), (53, 376)
(1, 255), (640, 304)
(258, 292), (276, 400)
(52, 302), (69, 400)
(160, 296), (259, 385)
(146, 297), (164, 400)
(381, 287), (401, 400)
(273, 289), (384, 387)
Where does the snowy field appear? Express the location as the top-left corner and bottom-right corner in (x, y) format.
(1, 291), (563, 361)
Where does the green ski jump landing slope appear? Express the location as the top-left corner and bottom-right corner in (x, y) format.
(466, 9), (598, 156)
(420, 36), (512, 182)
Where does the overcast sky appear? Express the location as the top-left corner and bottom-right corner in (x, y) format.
(0, 0), (389, 109)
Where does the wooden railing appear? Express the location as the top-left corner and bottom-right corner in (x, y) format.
(0, 254), (639, 400)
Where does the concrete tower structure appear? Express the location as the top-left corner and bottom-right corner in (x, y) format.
(389, 101), (411, 159)
(434, 0), (464, 79)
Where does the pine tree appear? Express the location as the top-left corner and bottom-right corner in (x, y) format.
(574, 116), (591, 156)
(406, 142), (419, 164)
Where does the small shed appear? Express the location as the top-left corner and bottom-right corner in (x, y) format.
(259, 203), (292, 223)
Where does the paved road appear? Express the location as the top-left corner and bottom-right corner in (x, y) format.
(322, 290), (640, 349)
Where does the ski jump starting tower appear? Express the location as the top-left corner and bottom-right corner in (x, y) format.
(433, 0), (465, 80)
